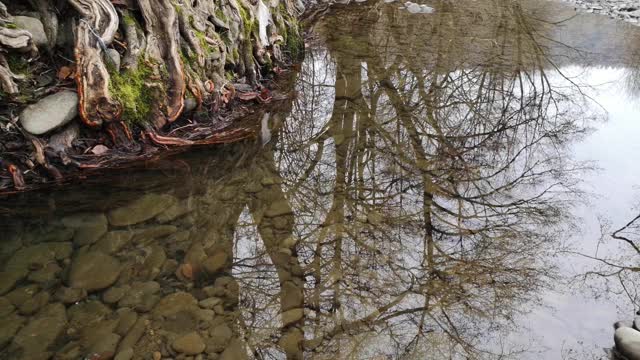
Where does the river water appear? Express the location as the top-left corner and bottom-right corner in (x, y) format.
(0, 0), (639, 359)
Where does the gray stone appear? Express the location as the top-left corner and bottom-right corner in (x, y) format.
(27, 262), (61, 283)
(117, 281), (160, 309)
(6, 242), (72, 276)
(206, 324), (232, 353)
(108, 194), (178, 226)
(54, 287), (87, 304)
(13, 16), (47, 47)
(92, 231), (134, 254)
(281, 308), (303, 327)
(48, 123), (79, 153)
(199, 297), (222, 310)
(132, 225), (178, 243)
(67, 300), (112, 329)
(264, 199), (293, 217)
(20, 91), (78, 135)
(202, 253), (228, 274)
(115, 347), (134, 360)
(103, 286), (127, 304)
(68, 251), (121, 291)
(62, 213), (108, 246)
(184, 97), (198, 112)
(172, 331), (205, 355)
(117, 317), (147, 353)
(219, 338), (247, 360)
(18, 291), (49, 315)
(153, 292), (198, 317)
(11, 303), (67, 358)
(0, 297), (15, 317)
(115, 309), (138, 336)
(22, 227), (74, 244)
(156, 199), (193, 223)
(6, 285), (40, 306)
(0, 271), (25, 295)
(106, 48), (121, 71)
(0, 312), (25, 349)
(89, 332), (121, 355)
(615, 327), (640, 360)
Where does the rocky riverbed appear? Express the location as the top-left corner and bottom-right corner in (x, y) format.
(0, 189), (301, 360)
(566, 0), (640, 24)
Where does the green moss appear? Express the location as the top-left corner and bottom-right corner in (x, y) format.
(238, 4), (255, 36)
(6, 53), (29, 74)
(6, 23), (17, 29)
(215, 8), (227, 22)
(109, 62), (157, 124)
(194, 30), (216, 57)
(276, 4), (303, 60)
(123, 13), (137, 27)
(262, 54), (273, 73)
(285, 25), (303, 60)
(232, 47), (240, 63)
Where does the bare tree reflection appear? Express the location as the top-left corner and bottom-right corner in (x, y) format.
(0, 1), (599, 359)
(272, 0), (592, 358)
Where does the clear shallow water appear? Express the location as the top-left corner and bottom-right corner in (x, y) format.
(1, 1), (640, 359)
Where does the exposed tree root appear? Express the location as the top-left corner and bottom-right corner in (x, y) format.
(69, 0), (121, 127)
(0, 0), (303, 193)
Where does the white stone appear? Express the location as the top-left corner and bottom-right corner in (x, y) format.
(615, 327), (640, 360)
(13, 16), (47, 47)
(20, 91), (78, 135)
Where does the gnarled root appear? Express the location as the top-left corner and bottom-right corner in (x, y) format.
(68, 0), (121, 127)
(0, 2), (36, 95)
(0, 53), (23, 94)
(137, 0), (185, 126)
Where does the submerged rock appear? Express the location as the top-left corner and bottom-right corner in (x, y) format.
(13, 16), (47, 47)
(54, 286), (87, 304)
(62, 213), (108, 246)
(172, 331), (205, 355)
(404, 1), (434, 13)
(615, 327), (640, 360)
(68, 251), (121, 291)
(92, 231), (134, 254)
(19, 91), (79, 135)
(11, 303), (67, 358)
(153, 292), (198, 317)
(108, 194), (178, 226)
(0, 312), (24, 349)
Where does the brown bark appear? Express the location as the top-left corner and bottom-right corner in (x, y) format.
(68, 0), (121, 127)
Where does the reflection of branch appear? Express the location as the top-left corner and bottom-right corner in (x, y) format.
(612, 214), (640, 254)
(304, 289), (411, 351)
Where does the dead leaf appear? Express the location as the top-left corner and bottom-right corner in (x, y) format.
(57, 66), (74, 80)
(90, 144), (109, 155)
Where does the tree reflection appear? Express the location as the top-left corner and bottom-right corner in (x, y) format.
(0, 1), (598, 359)
(270, 0), (591, 358)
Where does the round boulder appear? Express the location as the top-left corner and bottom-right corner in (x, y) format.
(68, 251), (121, 292)
(20, 91), (78, 135)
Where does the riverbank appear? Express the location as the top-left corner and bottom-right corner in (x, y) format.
(0, 0), (303, 195)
